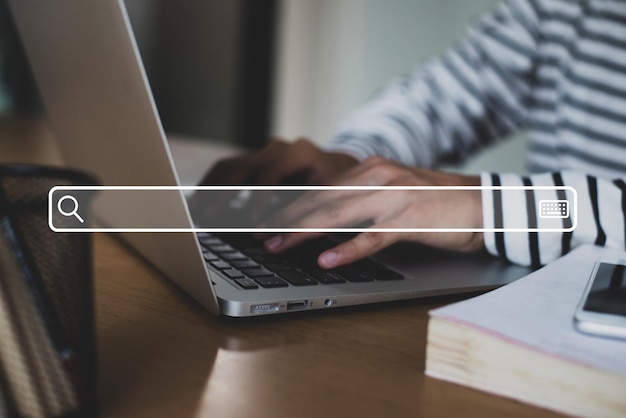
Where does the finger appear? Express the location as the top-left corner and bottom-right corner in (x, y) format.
(261, 158), (405, 227)
(270, 192), (377, 233)
(317, 227), (402, 269)
(331, 156), (403, 186)
(187, 189), (243, 226)
(262, 188), (369, 229)
(253, 231), (273, 241)
(205, 146), (287, 185)
(254, 189), (348, 245)
(272, 186), (409, 231)
(201, 155), (257, 186)
(249, 189), (305, 226)
(247, 139), (292, 186)
(254, 138), (320, 185)
(202, 139), (288, 186)
(264, 191), (390, 252)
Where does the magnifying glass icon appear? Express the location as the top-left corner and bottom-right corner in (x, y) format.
(57, 195), (85, 223)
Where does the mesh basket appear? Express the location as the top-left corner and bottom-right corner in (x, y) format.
(0, 165), (98, 418)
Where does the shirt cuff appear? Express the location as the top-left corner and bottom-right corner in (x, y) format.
(480, 172), (498, 257)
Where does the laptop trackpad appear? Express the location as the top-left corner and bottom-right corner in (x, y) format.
(373, 241), (531, 289)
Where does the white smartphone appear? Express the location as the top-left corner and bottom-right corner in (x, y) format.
(574, 258), (626, 340)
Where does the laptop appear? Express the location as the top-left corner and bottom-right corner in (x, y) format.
(8, 0), (530, 317)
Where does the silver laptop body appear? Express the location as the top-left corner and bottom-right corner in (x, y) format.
(9, 0), (530, 317)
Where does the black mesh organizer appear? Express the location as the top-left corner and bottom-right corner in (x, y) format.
(0, 165), (98, 418)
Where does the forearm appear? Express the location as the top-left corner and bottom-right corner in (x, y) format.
(326, 0), (540, 167)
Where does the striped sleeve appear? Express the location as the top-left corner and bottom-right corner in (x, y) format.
(482, 171), (626, 267)
(325, 0), (540, 167)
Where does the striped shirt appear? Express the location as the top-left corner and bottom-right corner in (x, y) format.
(325, 0), (626, 267)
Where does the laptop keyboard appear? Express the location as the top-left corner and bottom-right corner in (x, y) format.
(197, 233), (404, 290)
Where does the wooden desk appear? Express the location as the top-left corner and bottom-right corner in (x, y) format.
(0, 117), (560, 418)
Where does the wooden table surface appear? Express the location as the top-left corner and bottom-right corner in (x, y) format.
(0, 116), (561, 418)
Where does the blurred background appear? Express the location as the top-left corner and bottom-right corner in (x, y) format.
(0, 0), (525, 173)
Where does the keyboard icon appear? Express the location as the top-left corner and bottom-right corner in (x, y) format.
(539, 200), (569, 219)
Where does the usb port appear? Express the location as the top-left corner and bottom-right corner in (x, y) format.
(286, 300), (308, 311)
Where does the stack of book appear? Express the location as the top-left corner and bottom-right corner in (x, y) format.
(426, 245), (626, 417)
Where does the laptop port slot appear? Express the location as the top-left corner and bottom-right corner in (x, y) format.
(250, 303), (280, 314)
(286, 300), (308, 311)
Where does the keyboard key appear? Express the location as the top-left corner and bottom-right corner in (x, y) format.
(264, 261), (293, 272)
(254, 276), (289, 288)
(230, 259), (260, 269)
(291, 259), (318, 269)
(202, 251), (220, 262)
(306, 269), (346, 284)
(278, 271), (318, 286)
(197, 234), (223, 246)
(220, 252), (248, 261)
(249, 254), (279, 263)
(352, 260), (404, 281)
(209, 244), (235, 253)
(235, 278), (259, 290)
(334, 267), (374, 282)
(242, 267), (275, 277)
(222, 233), (258, 247)
(222, 268), (245, 279)
(241, 247), (268, 257)
(209, 260), (231, 270)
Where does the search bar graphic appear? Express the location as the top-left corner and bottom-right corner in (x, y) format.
(48, 185), (577, 233)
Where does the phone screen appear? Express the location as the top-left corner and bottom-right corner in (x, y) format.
(583, 262), (626, 317)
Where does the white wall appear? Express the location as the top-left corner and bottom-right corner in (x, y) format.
(272, 0), (527, 174)
(272, 0), (369, 142)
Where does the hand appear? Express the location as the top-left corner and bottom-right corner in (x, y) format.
(260, 157), (484, 269)
(200, 137), (359, 185)
(190, 137), (358, 227)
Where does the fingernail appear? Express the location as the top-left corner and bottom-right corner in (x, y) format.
(319, 251), (339, 268)
(265, 235), (283, 251)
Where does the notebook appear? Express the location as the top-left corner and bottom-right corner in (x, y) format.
(9, 0), (530, 316)
(426, 245), (626, 417)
